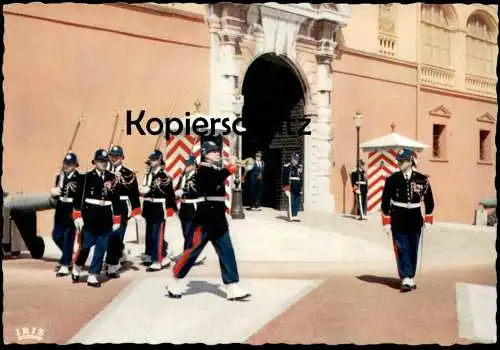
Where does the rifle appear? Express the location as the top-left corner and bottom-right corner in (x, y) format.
(144, 86), (183, 186)
(116, 128), (125, 147)
(108, 113), (120, 150)
(58, 116), (83, 189)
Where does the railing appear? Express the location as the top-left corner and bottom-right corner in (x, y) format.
(377, 33), (396, 57)
(420, 64), (456, 89)
(465, 74), (497, 97)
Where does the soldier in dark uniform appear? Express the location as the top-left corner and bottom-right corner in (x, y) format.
(381, 148), (435, 292)
(167, 141), (251, 301)
(139, 150), (177, 272)
(246, 150), (265, 210)
(282, 152), (303, 221)
(104, 145), (142, 278)
(174, 154), (207, 264)
(71, 149), (122, 287)
(49, 152), (81, 277)
(351, 159), (368, 219)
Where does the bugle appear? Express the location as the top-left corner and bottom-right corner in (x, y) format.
(234, 157), (255, 172)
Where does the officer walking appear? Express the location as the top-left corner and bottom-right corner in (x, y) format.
(174, 154), (206, 264)
(351, 159), (368, 219)
(381, 148), (435, 292)
(105, 145), (142, 278)
(167, 141), (251, 301)
(139, 150), (177, 272)
(246, 150), (265, 210)
(282, 152), (303, 222)
(49, 152), (81, 277)
(71, 149), (122, 287)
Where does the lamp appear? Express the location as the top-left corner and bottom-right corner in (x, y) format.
(230, 94), (245, 219)
(353, 110), (364, 220)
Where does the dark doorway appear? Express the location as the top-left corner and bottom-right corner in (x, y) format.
(241, 53), (306, 210)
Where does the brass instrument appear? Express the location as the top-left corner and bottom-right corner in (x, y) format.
(234, 157), (255, 172)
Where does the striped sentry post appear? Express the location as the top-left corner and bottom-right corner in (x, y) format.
(366, 149), (399, 213)
(163, 133), (232, 213)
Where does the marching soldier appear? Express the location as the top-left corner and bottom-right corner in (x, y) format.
(104, 145), (142, 278)
(282, 152), (303, 222)
(174, 154), (206, 264)
(139, 150), (177, 272)
(166, 141), (251, 301)
(245, 150), (265, 210)
(49, 152), (81, 277)
(351, 159), (368, 219)
(71, 149), (122, 287)
(381, 148), (435, 292)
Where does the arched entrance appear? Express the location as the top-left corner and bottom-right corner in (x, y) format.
(241, 53), (306, 211)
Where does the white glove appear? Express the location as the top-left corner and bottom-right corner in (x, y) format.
(50, 187), (62, 197)
(113, 223), (120, 231)
(383, 224), (391, 236)
(74, 218), (84, 231)
(423, 222), (432, 230)
(175, 189), (183, 198)
(139, 186), (150, 195)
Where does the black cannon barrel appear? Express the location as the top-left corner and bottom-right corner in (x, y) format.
(3, 192), (55, 259)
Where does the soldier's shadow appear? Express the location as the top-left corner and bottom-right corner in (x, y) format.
(181, 280), (228, 299)
(356, 275), (401, 290)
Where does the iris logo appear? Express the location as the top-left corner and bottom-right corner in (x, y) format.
(15, 327), (45, 342)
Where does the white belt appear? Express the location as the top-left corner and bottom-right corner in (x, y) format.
(290, 177), (300, 180)
(198, 196), (226, 202)
(143, 198), (166, 203)
(120, 196), (129, 200)
(59, 197), (73, 203)
(391, 201), (421, 209)
(356, 181), (367, 184)
(182, 198), (201, 204)
(85, 198), (112, 206)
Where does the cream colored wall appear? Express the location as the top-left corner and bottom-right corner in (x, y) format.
(341, 5), (379, 54)
(394, 3), (418, 62)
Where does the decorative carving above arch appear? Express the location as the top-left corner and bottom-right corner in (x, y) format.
(467, 10), (498, 42)
(421, 4), (458, 29)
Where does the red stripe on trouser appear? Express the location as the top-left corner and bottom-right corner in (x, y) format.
(157, 221), (165, 263)
(173, 226), (202, 277)
(392, 236), (400, 278)
(72, 228), (83, 264)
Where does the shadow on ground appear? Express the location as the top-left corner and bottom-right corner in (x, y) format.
(171, 280), (228, 299)
(356, 275), (401, 290)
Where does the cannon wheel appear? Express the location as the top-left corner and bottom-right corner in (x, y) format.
(9, 209), (45, 259)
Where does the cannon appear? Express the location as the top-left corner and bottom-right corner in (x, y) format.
(2, 192), (57, 259)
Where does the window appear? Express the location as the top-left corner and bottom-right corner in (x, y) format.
(420, 4), (454, 68)
(466, 13), (497, 78)
(432, 124), (446, 159)
(479, 130), (491, 162)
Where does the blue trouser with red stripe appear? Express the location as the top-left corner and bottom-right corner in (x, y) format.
(52, 225), (76, 266)
(146, 219), (167, 263)
(392, 230), (421, 279)
(73, 229), (111, 274)
(173, 226), (239, 284)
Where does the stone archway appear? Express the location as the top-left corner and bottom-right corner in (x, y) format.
(208, 3), (351, 215)
(240, 52), (307, 210)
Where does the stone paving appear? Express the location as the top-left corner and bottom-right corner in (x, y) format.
(3, 208), (497, 345)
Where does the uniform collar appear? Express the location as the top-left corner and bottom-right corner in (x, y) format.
(403, 169), (412, 179)
(65, 171), (75, 179)
(95, 168), (105, 178)
(152, 166), (162, 175)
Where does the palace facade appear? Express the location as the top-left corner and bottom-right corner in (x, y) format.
(3, 3), (497, 233)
